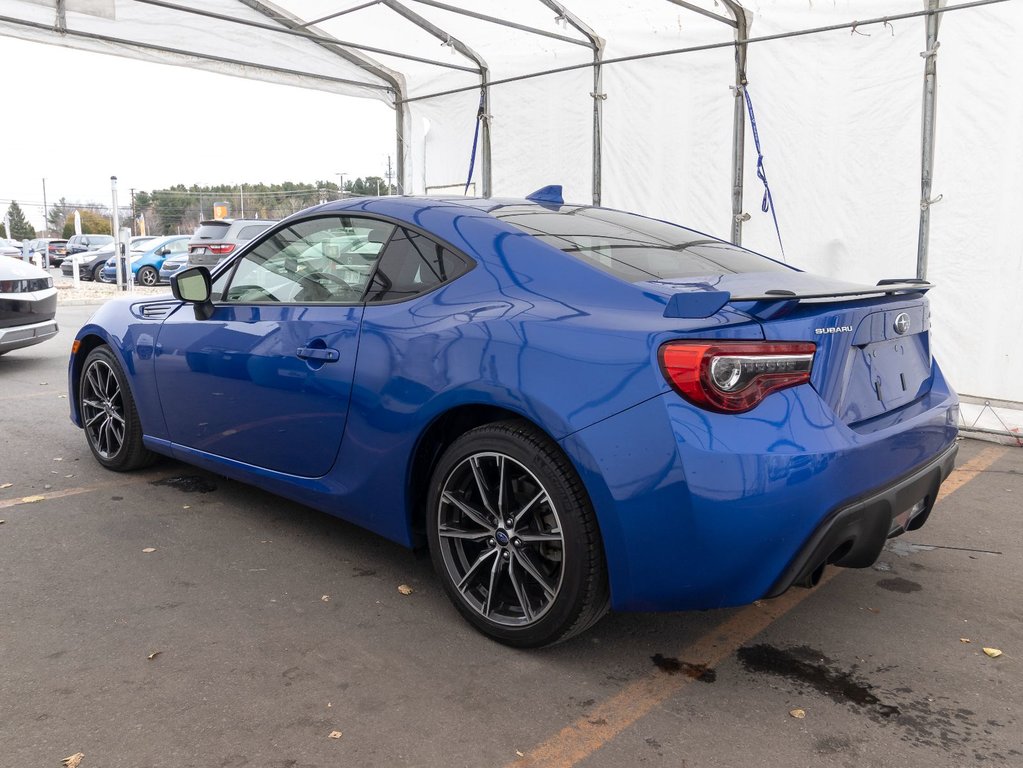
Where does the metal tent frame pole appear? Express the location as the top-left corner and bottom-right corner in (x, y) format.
(382, 0), (492, 197)
(917, 0), (944, 280)
(406, 0), (602, 203)
(666, 2), (750, 245)
(238, 1), (412, 193)
(537, 2), (604, 206)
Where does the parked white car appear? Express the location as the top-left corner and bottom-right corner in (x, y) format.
(0, 255), (58, 355)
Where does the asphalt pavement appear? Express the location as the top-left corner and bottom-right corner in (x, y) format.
(1, 304), (1019, 768)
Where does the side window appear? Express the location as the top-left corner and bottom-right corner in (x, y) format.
(366, 228), (469, 303)
(169, 239), (188, 253)
(219, 216), (394, 304)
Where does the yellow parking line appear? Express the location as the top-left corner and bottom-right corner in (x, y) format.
(507, 441), (1008, 768)
(0, 469), (176, 509)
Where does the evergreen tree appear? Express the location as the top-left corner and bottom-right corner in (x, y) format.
(5, 201), (36, 240)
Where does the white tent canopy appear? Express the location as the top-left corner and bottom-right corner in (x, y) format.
(2, 0), (1020, 437)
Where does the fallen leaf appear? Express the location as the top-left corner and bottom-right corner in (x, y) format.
(321, 595), (331, 602)
(516, 751), (524, 757)
(0, 520), (5, 525)
(397, 584), (413, 595)
(182, 505), (190, 509)
(53, 457), (63, 462)
(58, 394), (67, 399)
(866, 607), (880, 614)
(789, 708), (806, 719)
(960, 638), (971, 643)
(983, 647), (1003, 658)
(0, 483), (11, 489)
(328, 730), (343, 740)
(21, 495), (45, 503)
(142, 547), (156, 553)
(64, 475), (74, 479)
(61, 754), (84, 768)
(39, 382), (48, 386)
(147, 651), (161, 660)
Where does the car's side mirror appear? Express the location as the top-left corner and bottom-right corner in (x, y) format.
(171, 266), (215, 320)
(157, 247), (169, 256)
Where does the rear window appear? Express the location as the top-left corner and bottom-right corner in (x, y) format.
(193, 223), (231, 240)
(495, 205), (789, 282)
(235, 223), (273, 241)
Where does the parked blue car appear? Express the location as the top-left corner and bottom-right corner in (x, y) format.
(67, 191), (959, 647)
(99, 235), (190, 286)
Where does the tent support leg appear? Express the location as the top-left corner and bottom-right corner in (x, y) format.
(480, 68), (492, 197)
(725, 3), (749, 246)
(394, 95), (406, 194)
(917, 0), (942, 280)
(592, 50), (604, 206)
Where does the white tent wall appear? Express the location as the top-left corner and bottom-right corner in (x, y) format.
(927, 2), (1022, 406)
(487, 69), (593, 204)
(733, 9), (924, 282)
(407, 89), (486, 194)
(599, 50), (736, 236)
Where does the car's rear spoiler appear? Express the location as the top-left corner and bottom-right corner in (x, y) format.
(662, 279), (934, 319)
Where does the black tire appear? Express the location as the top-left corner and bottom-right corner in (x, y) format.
(137, 266), (159, 286)
(427, 419), (609, 647)
(79, 346), (156, 471)
(92, 263), (104, 282)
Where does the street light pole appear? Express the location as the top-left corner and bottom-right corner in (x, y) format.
(336, 172), (346, 199)
(41, 177), (48, 238)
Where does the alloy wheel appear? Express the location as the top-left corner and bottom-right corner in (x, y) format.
(81, 359), (126, 460)
(138, 267), (159, 286)
(437, 451), (565, 627)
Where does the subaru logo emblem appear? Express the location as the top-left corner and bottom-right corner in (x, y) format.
(893, 313), (911, 335)
(495, 530), (510, 546)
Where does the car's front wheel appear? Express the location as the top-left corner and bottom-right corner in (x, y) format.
(137, 266), (159, 286)
(79, 346), (156, 471)
(92, 264), (104, 282)
(427, 420), (609, 647)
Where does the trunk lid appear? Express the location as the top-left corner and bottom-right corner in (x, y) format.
(648, 271), (934, 425)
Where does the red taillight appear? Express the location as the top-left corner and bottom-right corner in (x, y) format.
(659, 341), (816, 413)
(208, 243), (236, 255)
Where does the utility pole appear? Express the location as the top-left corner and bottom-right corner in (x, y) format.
(130, 188), (136, 235)
(336, 172), (346, 199)
(41, 178), (48, 237)
(240, 183), (245, 217)
(385, 156), (393, 195)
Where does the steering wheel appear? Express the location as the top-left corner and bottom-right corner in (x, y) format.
(299, 271), (363, 301)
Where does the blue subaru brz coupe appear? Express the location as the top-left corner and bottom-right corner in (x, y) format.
(68, 189), (959, 646)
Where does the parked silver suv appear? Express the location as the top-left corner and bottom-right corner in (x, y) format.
(187, 219), (276, 268)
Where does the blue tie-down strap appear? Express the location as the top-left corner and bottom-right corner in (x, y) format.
(744, 87), (785, 260)
(464, 89), (485, 196)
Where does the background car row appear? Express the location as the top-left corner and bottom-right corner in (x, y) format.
(98, 235), (190, 285)
(28, 217), (276, 285)
(60, 236), (156, 282)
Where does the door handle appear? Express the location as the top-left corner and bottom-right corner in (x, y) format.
(296, 346), (340, 362)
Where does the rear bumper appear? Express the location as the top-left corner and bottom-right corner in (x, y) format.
(560, 360), (959, 612)
(765, 440), (958, 597)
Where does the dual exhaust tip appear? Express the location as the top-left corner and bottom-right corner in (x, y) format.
(794, 561), (826, 589)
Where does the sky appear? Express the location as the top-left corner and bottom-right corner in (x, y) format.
(1, 37), (396, 233)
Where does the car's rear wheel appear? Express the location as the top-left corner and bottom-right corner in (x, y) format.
(137, 266), (159, 286)
(92, 264), (104, 282)
(427, 420), (608, 647)
(80, 346), (156, 471)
